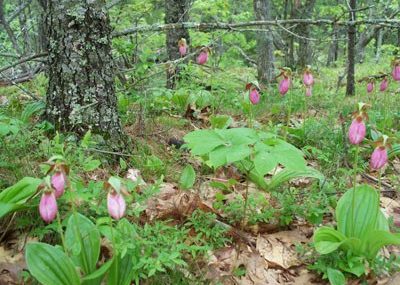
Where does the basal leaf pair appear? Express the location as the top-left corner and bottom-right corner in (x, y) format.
(313, 185), (400, 283)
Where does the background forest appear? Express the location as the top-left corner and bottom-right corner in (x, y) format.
(1, 0), (400, 284)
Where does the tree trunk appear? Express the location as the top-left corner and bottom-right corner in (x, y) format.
(165, 0), (190, 89)
(355, 26), (381, 63)
(44, 0), (123, 142)
(346, 0), (356, 97)
(284, 0), (294, 67)
(327, 26), (338, 66)
(295, 0), (316, 68)
(37, 0), (48, 53)
(375, 28), (383, 63)
(253, 0), (274, 85)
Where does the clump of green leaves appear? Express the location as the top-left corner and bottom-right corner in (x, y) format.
(313, 184), (400, 284)
(184, 128), (323, 191)
(186, 209), (231, 249)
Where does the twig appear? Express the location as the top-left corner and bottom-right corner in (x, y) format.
(113, 19), (400, 37)
(84, 147), (133, 157)
(0, 52), (47, 73)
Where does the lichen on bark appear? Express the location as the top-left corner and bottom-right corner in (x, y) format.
(44, 0), (123, 144)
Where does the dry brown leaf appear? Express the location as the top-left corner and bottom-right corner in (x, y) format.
(0, 246), (25, 284)
(145, 183), (214, 220)
(207, 245), (300, 285)
(256, 230), (308, 270)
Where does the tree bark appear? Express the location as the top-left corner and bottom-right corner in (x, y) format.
(165, 0), (190, 89)
(253, 0), (274, 85)
(375, 28), (383, 63)
(355, 25), (381, 63)
(294, 0), (316, 68)
(284, 0), (296, 67)
(44, 0), (123, 142)
(346, 0), (356, 97)
(327, 25), (339, 66)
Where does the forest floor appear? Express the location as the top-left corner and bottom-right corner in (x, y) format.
(1, 60), (400, 284)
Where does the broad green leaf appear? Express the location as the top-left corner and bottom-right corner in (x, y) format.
(179, 165), (196, 190)
(0, 177), (41, 203)
(0, 203), (26, 219)
(336, 185), (379, 238)
(107, 252), (134, 285)
(65, 213), (100, 275)
(226, 144), (251, 164)
(218, 128), (257, 145)
(81, 258), (114, 285)
(274, 141), (307, 170)
(0, 177), (41, 218)
(376, 210), (390, 231)
(184, 130), (225, 155)
(208, 145), (230, 168)
(26, 242), (80, 285)
(327, 268), (346, 285)
(253, 151), (278, 176)
(267, 167), (323, 191)
(313, 227), (346, 254)
(362, 230), (400, 259)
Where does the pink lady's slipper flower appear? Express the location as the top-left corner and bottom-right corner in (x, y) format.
(370, 146), (388, 170)
(178, 38), (187, 57)
(367, 81), (374, 93)
(39, 192), (58, 223)
(197, 48), (209, 65)
(249, 88), (260, 105)
(107, 191), (126, 220)
(348, 103), (369, 145)
(348, 117), (366, 145)
(392, 60), (400, 81)
(305, 86), (312, 97)
(380, 77), (388, 92)
(303, 67), (314, 87)
(279, 76), (290, 96)
(51, 171), (66, 198)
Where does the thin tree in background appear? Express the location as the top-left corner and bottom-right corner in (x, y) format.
(44, 0), (123, 144)
(346, 0), (356, 97)
(165, 0), (191, 89)
(295, 0), (316, 68)
(253, 0), (274, 85)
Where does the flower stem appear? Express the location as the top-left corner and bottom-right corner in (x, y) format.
(303, 95), (307, 144)
(249, 103), (253, 129)
(241, 173), (250, 230)
(56, 213), (67, 253)
(285, 91), (291, 141)
(378, 170), (382, 196)
(351, 145), (359, 237)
